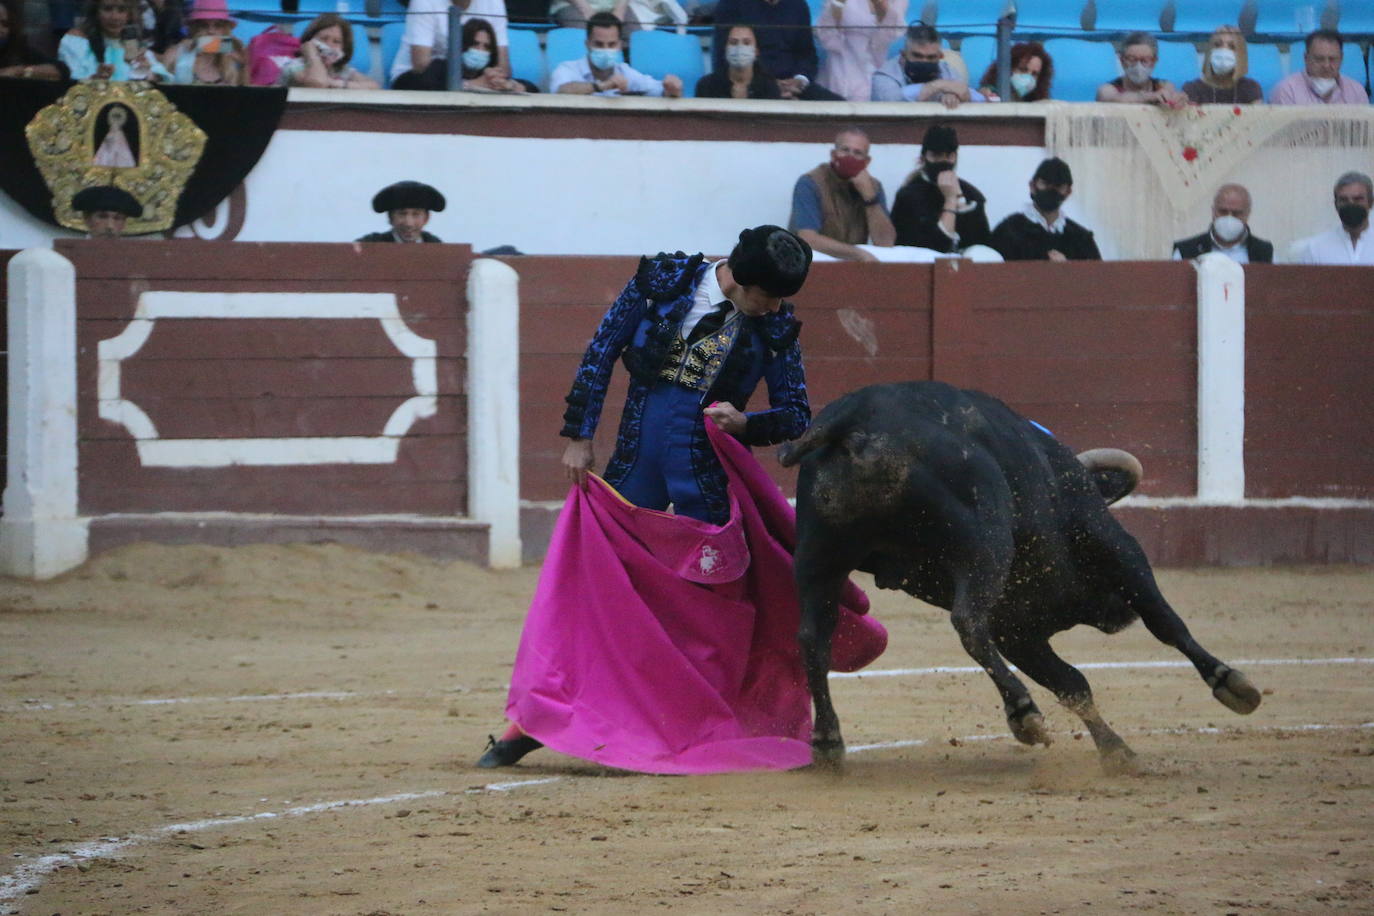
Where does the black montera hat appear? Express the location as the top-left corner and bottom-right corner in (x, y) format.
(1033, 157), (1074, 186)
(372, 181), (446, 213)
(72, 185), (143, 217)
(922, 124), (959, 154)
(727, 225), (812, 298)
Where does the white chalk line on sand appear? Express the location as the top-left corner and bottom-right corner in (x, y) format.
(5, 720), (1373, 906)
(7, 657), (1371, 715)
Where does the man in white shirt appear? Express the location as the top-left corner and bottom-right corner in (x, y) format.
(1297, 171), (1374, 266)
(549, 12), (681, 96)
(390, 0), (509, 88)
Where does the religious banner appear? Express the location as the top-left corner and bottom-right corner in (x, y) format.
(0, 77), (287, 235)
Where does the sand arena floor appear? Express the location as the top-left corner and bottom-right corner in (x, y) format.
(1, 544), (1372, 915)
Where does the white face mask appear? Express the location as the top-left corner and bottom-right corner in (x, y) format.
(1309, 76), (1337, 95)
(1123, 61), (1152, 85)
(724, 44), (756, 69)
(1010, 71), (1037, 97)
(1212, 214), (1245, 243)
(1209, 47), (1236, 74)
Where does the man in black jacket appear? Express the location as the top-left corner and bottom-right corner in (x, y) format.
(1172, 184), (1273, 264)
(890, 124), (993, 255)
(357, 181), (445, 243)
(990, 157), (1101, 262)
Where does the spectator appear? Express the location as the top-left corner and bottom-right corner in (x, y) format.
(550, 12), (682, 96)
(990, 157), (1101, 261)
(788, 126), (895, 262)
(549, 0), (681, 30)
(1270, 30), (1368, 105)
(713, 0), (842, 100)
(695, 24), (781, 99)
(458, 17), (530, 92)
(357, 181), (446, 243)
(1181, 26), (1262, 104)
(977, 40), (1052, 102)
(276, 13), (378, 89)
(871, 23), (976, 109)
(390, 0), (510, 89)
(1295, 171), (1374, 265)
(1095, 32), (1186, 106)
(890, 124), (993, 255)
(0, 0), (70, 78)
(1172, 184), (1273, 263)
(59, 0), (171, 80)
(160, 0), (244, 85)
(72, 185), (141, 238)
(136, 0), (183, 55)
(813, 0), (906, 102)
(246, 21), (299, 86)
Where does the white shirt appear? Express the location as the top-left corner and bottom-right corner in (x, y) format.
(682, 260), (734, 336)
(391, 0), (509, 81)
(1022, 203), (1065, 233)
(548, 56), (665, 96)
(1298, 225), (1374, 265)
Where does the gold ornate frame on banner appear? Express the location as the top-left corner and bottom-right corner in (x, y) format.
(25, 80), (207, 234)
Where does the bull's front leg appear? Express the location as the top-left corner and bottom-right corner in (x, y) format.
(796, 570), (846, 768)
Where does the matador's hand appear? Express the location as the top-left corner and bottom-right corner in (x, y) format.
(562, 438), (596, 488)
(704, 403), (747, 437)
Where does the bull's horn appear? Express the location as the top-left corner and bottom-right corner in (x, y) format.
(1077, 448), (1144, 504)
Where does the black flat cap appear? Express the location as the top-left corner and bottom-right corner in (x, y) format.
(72, 185), (143, 217)
(728, 225), (812, 298)
(922, 124), (959, 154)
(1033, 157), (1073, 186)
(372, 181), (446, 213)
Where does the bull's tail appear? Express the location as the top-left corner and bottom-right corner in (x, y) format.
(777, 409), (852, 468)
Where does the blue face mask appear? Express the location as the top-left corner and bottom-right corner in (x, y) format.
(588, 47), (623, 71)
(461, 47), (490, 71)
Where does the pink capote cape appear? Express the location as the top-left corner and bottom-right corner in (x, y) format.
(505, 419), (888, 774)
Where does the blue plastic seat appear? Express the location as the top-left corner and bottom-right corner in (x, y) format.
(379, 20), (405, 85)
(1042, 37), (1120, 99)
(544, 26), (587, 71)
(1088, 0), (1166, 31)
(930, 0), (1013, 35)
(1166, 0), (1248, 34)
(1245, 39), (1285, 92)
(629, 30), (705, 95)
(1341, 41), (1368, 90)
(1335, 0), (1374, 35)
(1154, 36), (1200, 82)
(227, 0), (284, 11)
(1242, 0), (1311, 40)
(1014, 0), (1089, 33)
(958, 34), (996, 85)
(506, 26), (547, 89)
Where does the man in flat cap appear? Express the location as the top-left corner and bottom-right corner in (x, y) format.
(357, 181), (446, 243)
(990, 157), (1101, 262)
(889, 124), (994, 256)
(72, 186), (142, 238)
(476, 225), (818, 770)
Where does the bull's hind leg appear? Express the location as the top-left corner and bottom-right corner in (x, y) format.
(1108, 542), (1262, 716)
(795, 548), (852, 768)
(998, 637), (1136, 774)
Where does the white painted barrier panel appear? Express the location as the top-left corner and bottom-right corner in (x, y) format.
(467, 258), (522, 568)
(1194, 252), (1246, 503)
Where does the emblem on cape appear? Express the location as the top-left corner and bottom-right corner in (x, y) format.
(25, 81), (206, 234)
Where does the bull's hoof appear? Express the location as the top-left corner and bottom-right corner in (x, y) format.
(811, 737), (846, 770)
(1099, 743), (1139, 776)
(1008, 711), (1052, 747)
(1210, 666), (1262, 715)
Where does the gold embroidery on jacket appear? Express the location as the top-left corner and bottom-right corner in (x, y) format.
(659, 314), (741, 391)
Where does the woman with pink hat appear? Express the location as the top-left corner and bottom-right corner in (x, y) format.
(160, 0), (245, 85)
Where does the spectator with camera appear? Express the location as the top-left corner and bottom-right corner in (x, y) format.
(59, 0), (171, 80)
(276, 12), (378, 89)
(161, 0), (244, 85)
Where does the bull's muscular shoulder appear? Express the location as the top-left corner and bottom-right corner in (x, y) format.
(634, 252), (707, 299)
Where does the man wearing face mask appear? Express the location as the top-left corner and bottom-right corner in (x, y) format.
(1172, 184), (1272, 264)
(357, 181), (446, 243)
(889, 124), (993, 255)
(1296, 172), (1374, 266)
(1271, 29), (1368, 105)
(551, 11), (682, 96)
(1096, 32), (1186, 107)
(990, 157), (1101, 262)
(788, 127), (896, 262)
(871, 24), (976, 108)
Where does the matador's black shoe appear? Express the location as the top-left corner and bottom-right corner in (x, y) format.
(476, 734), (543, 768)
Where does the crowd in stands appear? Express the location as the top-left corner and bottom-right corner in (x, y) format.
(1, 0), (1368, 103)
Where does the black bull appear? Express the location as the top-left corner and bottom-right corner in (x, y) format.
(778, 381), (1262, 772)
